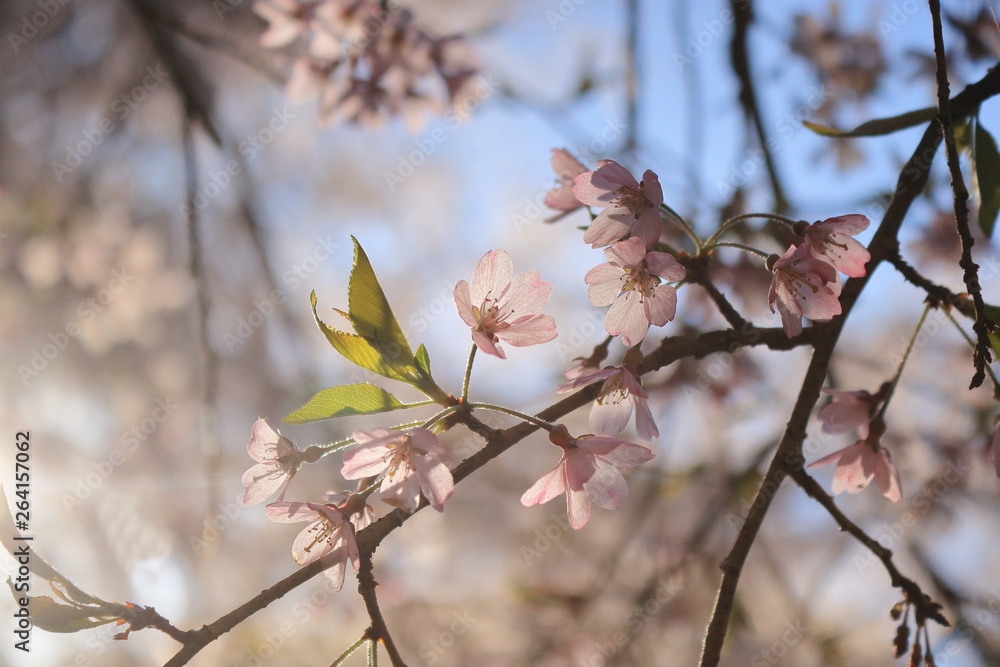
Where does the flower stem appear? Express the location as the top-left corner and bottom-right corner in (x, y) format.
(461, 344), (477, 403)
(659, 203), (702, 253)
(330, 637), (368, 666)
(466, 402), (559, 431)
(702, 241), (771, 260)
(706, 212), (800, 245)
(876, 304), (931, 421)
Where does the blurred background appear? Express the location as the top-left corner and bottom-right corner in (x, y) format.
(1, 0), (1000, 665)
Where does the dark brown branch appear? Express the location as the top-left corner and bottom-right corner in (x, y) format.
(699, 63), (1000, 666)
(729, 0), (788, 212)
(929, 0), (992, 389)
(884, 246), (963, 308)
(790, 469), (947, 627)
(680, 255), (749, 330)
(356, 557), (406, 666)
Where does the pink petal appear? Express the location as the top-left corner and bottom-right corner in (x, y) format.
(505, 270), (552, 317)
(639, 170), (664, 205)
(470, 250), (513, 306)
(242, 463), (290, 506)
(341, 444), (392, 479)
(557, 367), (619, 394)
(775, 296), (802, 338)
(291, 521), (334, 565)
(471, 328), (506, 358)
(380, 473), (422, 512)
(645, 252), (686, 282)
(596, 440), (655, 467)
(874, 450), (902, 502)
(497, 314), (557, 347)
(265, 501), (318, 523)
(633, 396), (659, 440)
(585, 263), (625, 307)
(643, 284), (678, 327)
(632, 206), (663, 248)
(409, 428), (446, 457)
(564, 448), (599, 489)
(820, 214), (870, 234)
(595, 160), (641, 189)
(589, 394), (633, 436)
(453, 280), (478, 327)
(247, 418), (283, 462)
(604, 237), (647, 268)
(583, 210), (632, 247)
(415, 456), (455, 511)
(605, 292), (649, 347)
(520, 460), (568, 506)
(565, 486), (591, 530)
(583, 460), (628, 510)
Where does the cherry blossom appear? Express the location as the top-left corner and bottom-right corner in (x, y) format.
(767, 244), (842, 338)
(800, 214), (871, 277)
(520, 426), (655, 530)
(454, 249), (557, 358)
(544, 149), (588, 223)
(558, 363), (658, 440)
(241, 419), (320, 506)
(341, 428), (454, 512)
(585, 237), (685, 347)
(266, 493), (374, 589)
(809, 441), (901, 502)
(817, 388), (877, 438)
(574, 160), (664, 248)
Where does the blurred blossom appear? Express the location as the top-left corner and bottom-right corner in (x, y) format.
(544, 148), (588, 223)
(767, 244), (841, 338)
(809, 440), (902, 502)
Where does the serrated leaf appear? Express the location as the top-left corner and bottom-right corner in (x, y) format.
(803, 107), (936, 138)
(284, 383), (415, 424)
(310, 292), (419, 383)
(972, 119), (1000, 238)
(415, 344), (432, 378)
(347, 237), (414, 368)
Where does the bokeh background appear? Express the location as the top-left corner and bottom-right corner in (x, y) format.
(2, 0), (1000, 665)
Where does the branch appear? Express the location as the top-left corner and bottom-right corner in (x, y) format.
(729, 0), (788, 212)
(356, 557), (406, 666)
(928, 0), (992, 388)
(699, 63), (1000, 666)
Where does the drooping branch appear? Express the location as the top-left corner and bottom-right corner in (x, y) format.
(928, 0), (992, 389)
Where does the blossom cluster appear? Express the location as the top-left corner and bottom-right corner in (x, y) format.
(254, 0), (479, 128)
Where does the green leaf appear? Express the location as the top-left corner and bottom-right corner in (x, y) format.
(310, 292), (419, 383)
(415, 344), (432, 378)
(6, 582), (119, 633)
(803, 107), (937, 138)
(284, 383), (416, 424)
(972, 118), (1000, 238)
(347, 237), (414, 368)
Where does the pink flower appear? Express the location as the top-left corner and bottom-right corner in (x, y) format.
(574, 160), (664, 248)
(800, 214), (871, 277)
(520, 426), (655, 530)
(342, 428), (454, 512)
(809, 441), (901, 502)
(585, 237), (685, 347)
(241, 419), (320, 506)
(266, 493), (374, 589)
(817, 387), (881, 439)
(558, 365), (658, 440)
(767, 244), (842, 338)
(454, 250), (557, 358)
(544, 149), (588, 223)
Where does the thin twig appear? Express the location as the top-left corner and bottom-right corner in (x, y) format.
(929, 0), (992, 388)
(356, 557), (406, 666)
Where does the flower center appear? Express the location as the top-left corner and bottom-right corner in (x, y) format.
(620, 265), (659, 300)
(614, 185), (649, 213)
(597, 375), (628, 406)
